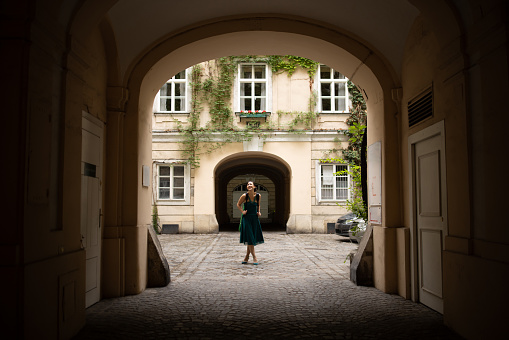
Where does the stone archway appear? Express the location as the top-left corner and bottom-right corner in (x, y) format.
(125, 24), (394, 295)
(214, 152), (291, 232)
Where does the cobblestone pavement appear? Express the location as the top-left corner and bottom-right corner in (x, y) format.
(74, 232), (462, 340)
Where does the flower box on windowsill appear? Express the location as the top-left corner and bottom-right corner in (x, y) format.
(235, 111), (271, 122)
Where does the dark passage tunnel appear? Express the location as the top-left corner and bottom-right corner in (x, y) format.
(214, 152), (291, 231)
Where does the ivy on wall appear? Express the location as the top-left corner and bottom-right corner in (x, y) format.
(321, 81), (367, 221)
(169, 55), (359, 168)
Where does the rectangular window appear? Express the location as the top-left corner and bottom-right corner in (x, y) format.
(319, 164), (349, 201)
(155, 69), (188, 113)
(238, 63), (268, 111)
(318, 65), (348, 113)
(158, 164), (186, 200)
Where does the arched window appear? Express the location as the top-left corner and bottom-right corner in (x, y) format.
(233, 183), (268, 192)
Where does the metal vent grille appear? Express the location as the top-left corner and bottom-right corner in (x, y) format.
(408, 88), (433, 127)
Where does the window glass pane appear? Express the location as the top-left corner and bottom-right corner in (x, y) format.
(322, 98), (331, 111)
(174, 99), (182, 111)
(241, 83), (252, 96)
(242, 98), (251, 111)
(321, 83), (331, 96)
(159, 178), (170, 188)
(241, 66), (252, 79)
(320, 65), (331, 79)
(322, 165), (334, 185)
(173, 177), (184, 187)
(336, 175), (348, 189)
(334, 70), (345, 79)
(173, 70), (186, 79)
(174, 83), (184, 96)
(254, 83), (265, 96)
(335, 83), (345, 96)
(336, 98), (346, 111)
(159, 188), (170, 199)
(174, 166), (184, 176)
(160, 83), (170, 96)
(336, 165), (347, 175)
(160, 98), (171, 111)
(160, 166), (171, 176)
(254, 98), (265, 111)
(254, 65), (265, 79)
(336, 188), (348, 200)
(321, 187), (333, 199)
(173, 189), (184, 199)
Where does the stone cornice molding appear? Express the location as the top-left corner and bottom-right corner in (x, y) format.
(152, 130), (346, 143)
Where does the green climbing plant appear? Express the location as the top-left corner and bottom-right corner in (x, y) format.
(152, 205), (159, 234)
(172, 55), (322, 168)
(321, 80), (367, 222)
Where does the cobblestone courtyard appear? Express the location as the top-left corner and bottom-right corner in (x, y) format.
(74, 232), (462, 339)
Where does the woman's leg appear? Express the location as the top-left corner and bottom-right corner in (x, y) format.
(249, 245), (257, 263)
(244, 246), (251, 262)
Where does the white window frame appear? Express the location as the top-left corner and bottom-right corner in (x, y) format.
(154, 162), (190, 205)
(235, 63), (272, 112)
(316, 65), (349, 113)
(153, 68), (190, 113)
(316, 162), (351, 202)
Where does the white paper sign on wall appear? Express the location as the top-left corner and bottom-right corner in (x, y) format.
(368, 141), (382, 224)
(142, 165), (150, 187)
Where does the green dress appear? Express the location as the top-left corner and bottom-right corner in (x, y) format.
(239, 193), (264, 246)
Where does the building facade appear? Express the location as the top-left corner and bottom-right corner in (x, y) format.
(151, 59), (357, 234)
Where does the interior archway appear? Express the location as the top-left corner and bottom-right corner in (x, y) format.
(133, 26), (398, 232)
(96, 13), (404, 299)
(215, 152), (291, 231)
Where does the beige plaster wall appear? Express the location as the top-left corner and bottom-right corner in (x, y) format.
(272, 67), (311, 113)
(398, 4), (509, 338)
(18, 17), (110, 337)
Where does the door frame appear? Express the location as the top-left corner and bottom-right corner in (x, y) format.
(81, 111), (104, 307)
(407, 120), (448, 305)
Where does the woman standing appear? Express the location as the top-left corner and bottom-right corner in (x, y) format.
(237, 181), (264, 264)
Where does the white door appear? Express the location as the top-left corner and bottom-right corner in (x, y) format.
(414, 134), (445, 313)
(81, 114), (103, 308)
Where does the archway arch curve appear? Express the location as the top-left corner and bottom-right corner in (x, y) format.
(133, 15), (394, 112)
(214, 152), (292, 230)
(124, 16), (400, 232)
(122, 17), (399, 228)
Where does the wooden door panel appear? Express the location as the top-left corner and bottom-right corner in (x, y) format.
(415, 134), (444, 313)
(419, 228), (443, 297)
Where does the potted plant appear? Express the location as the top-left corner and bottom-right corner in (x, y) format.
(236, 110), (271, 122)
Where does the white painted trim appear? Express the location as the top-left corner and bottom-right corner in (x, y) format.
(315, 160), (350, 203)
(407, 120), (448, 303)
(153, 68), (191, 113)
(316, 64), (351, 113)
(152, 130), (346, 143)
(234, 63), (272, 113)
(153, 161), (191, 206)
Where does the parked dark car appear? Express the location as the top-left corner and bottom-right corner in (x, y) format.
(335, 213), (357, 237)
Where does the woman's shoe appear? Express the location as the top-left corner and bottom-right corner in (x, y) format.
(241, 261), (247, 264)
(253, 262), (258, 265)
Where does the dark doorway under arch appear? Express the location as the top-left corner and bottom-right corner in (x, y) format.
(215, 153), (290, 231)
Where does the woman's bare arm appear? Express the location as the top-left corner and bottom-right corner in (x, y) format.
(236, 194), (246, 214)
